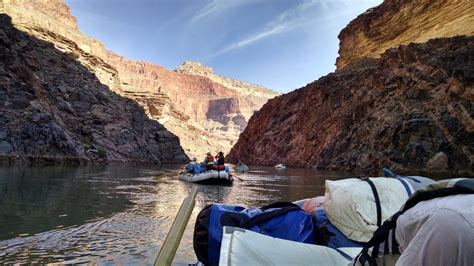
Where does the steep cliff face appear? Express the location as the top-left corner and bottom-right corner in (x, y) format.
(0, 14), (187, 164)
(0, 0), (278, 158)
(176, 61), (277, 99)
(228, 36), (474, 174)
(336, 0), (474, 68)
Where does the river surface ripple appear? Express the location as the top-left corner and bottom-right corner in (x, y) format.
(0, 165), (354, 264)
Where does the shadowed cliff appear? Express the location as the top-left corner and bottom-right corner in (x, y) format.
(0, 0), (279, 158)
(0, 14), (188, 164)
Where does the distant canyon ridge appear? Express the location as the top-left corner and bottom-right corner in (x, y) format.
(0, 0), (278, 159)
(228, 0), (474, 175)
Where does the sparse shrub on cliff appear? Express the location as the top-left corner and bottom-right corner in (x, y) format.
(97, 147), (106, 159)
(82, 136), (92, 147)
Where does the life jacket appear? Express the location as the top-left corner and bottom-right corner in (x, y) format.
(353, 178), (474, 266)
(214, 165), (225, 171)
(206, 155), (214, 165)
(193, 202), (316, 266)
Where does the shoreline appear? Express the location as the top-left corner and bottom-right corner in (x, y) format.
(0, 155), (185, 167)
(1, 155), (471, 178)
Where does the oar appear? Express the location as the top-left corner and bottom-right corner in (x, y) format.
(155, 188), (198, 266)
(232, 174), (245, 182)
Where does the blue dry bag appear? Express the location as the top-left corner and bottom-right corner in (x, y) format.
(194, 164), (202, 174)
(193, 202), (315, 266)
(186, 163), (194, 173)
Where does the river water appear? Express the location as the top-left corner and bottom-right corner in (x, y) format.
(0, 165), (354, 264)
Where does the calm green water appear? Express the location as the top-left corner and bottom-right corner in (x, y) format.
(0, 165), (354, 264)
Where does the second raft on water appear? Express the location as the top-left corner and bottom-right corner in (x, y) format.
(179, 170), (233, 186)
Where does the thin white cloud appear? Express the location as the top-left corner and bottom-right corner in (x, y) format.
(206, 0), (381, 59)
(211, 25), (287, 58)
(207, 0), (319, 58)
(190, 0), (220, 24)
(190, 0), (255, 24)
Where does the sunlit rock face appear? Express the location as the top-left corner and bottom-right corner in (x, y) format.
(336, 0), (474, 69)
(228, 36), (474, 175)
(228, 0), (473, 174)
(0, 14), (188, 164)
(0, 0), (279, 158)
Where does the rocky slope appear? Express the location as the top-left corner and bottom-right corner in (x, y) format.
(0, 0), (278, 158)
(228, 36), (474, 174)
(336, 0), (474, 68)
(0, 14), (187, 164)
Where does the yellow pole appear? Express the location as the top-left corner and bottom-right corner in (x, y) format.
(155, 188), (198, 266)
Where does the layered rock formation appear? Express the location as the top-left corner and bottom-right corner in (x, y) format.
(228, 36), (474, 174)
(0, 0), (278, 158)
(0, 14), (187, 164)
(336, 0), (474, 68)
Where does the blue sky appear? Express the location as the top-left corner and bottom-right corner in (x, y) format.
(65, 0), (382, 93)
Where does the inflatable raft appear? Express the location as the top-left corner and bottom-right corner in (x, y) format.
(274, 164), (286, 169)
(179, 170), (233, 186)
(235, 163), (249, 173)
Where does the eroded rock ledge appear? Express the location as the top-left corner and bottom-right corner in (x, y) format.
(336, 0), (474, 68)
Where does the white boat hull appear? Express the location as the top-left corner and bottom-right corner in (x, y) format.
(179, 170), (232, 185)
(235, 164), (250, 173)
(274, 164), (286, 169)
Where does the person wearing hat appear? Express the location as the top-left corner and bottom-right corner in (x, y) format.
(204, 152), (215, 171)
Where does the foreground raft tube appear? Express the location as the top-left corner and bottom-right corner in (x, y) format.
(179, 170), (233, 186)
(219, 226), (362, 265)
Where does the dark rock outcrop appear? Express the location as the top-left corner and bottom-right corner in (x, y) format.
(228, 36), (473, 175)
(0, 14), (188, 164)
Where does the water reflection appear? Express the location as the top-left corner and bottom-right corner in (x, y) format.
(0, 165), (355, 264)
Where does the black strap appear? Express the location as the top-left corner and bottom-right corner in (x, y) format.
(260, 202), (299, 210)
(334, 248), (353, 261)
(357, 179), (474, 264)
(360, 177), (382, 227)
(401, 185), (473, 213)
(241, 204), (301, 229)
(391, 227), (399, 254)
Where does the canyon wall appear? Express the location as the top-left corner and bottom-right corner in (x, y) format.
(228, 36), (473, 174)
(0, 14), (187, 164)
(0, 0), (279, 158)
(336, 0), (474, 68)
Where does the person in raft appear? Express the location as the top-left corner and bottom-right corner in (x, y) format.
(214, 151), (225, 171)
(204, 152), (215, 171)
(185, 157), (197, 173)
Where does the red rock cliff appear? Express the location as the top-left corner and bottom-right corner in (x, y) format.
(0, 0), (279, 158)
(336, 0), (474, 68)
(228, 36), (474, 175)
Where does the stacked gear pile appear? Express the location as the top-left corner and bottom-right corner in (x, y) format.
(192, 169), (447, 265)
